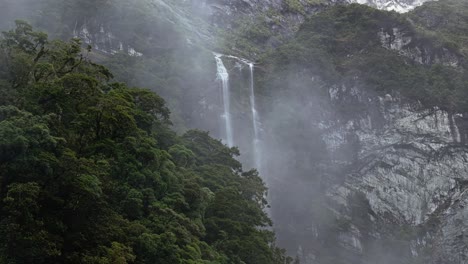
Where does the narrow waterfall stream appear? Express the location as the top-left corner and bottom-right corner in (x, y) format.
(249, 63), (261, 171)
(214, 53), (234, 147)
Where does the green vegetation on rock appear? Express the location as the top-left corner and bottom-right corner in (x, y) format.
(259, 3), (468, 114)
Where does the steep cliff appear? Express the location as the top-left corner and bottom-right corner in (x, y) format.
(255, 2), (468, 263)
(322, 84), (468, 263)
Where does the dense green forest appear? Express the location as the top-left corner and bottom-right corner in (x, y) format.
(0, 21), (293, 264)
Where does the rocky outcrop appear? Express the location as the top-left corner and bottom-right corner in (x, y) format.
(378, 27), (462, 67)
(350, 0), (433, 12)
(73, 22), (142, 56)
(319, 84), (468, 263)
(433, 187), (468, 263)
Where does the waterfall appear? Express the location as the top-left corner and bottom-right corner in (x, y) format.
(249, 63), (261, 170)
(214, 53), (234, 147)
(213, 53), (262, 170)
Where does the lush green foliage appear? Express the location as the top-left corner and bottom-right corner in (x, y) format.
(0, 0), (218, 132)
(0, 22), (292, 264)
(284, 0), (307, 14)
(410, 0), (468, 57)
(259, 3), (468, 113)
(219, 16), (278, 58)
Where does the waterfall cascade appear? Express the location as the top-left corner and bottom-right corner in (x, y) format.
(214, 53), (234, 147)
(249, 63), (261, 170)
(213, 53), (262, 170)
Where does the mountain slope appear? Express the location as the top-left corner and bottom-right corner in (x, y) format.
(0, 21), (293, 264)
(255, 2), (468, 263)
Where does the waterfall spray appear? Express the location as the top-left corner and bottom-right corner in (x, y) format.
(214, 53), (234, 147)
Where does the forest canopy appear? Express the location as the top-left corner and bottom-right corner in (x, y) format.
(0, 21), (293, 264)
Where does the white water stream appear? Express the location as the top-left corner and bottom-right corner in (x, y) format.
(249, 63), (261, 170)
(214, 53), (234, 147)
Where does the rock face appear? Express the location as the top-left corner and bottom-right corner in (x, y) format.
(378, 27), (462, 67)
(349, 0), (432, 12)
(73, 23), (143, 56)
(255, 69), (468, 263)
(321, 83), (468, 263)
(435, 188), (468, 263)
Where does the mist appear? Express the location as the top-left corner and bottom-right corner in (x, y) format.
(1, 0), (468, 263)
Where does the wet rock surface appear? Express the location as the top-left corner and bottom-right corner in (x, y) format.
(314, 83), (468, 263)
